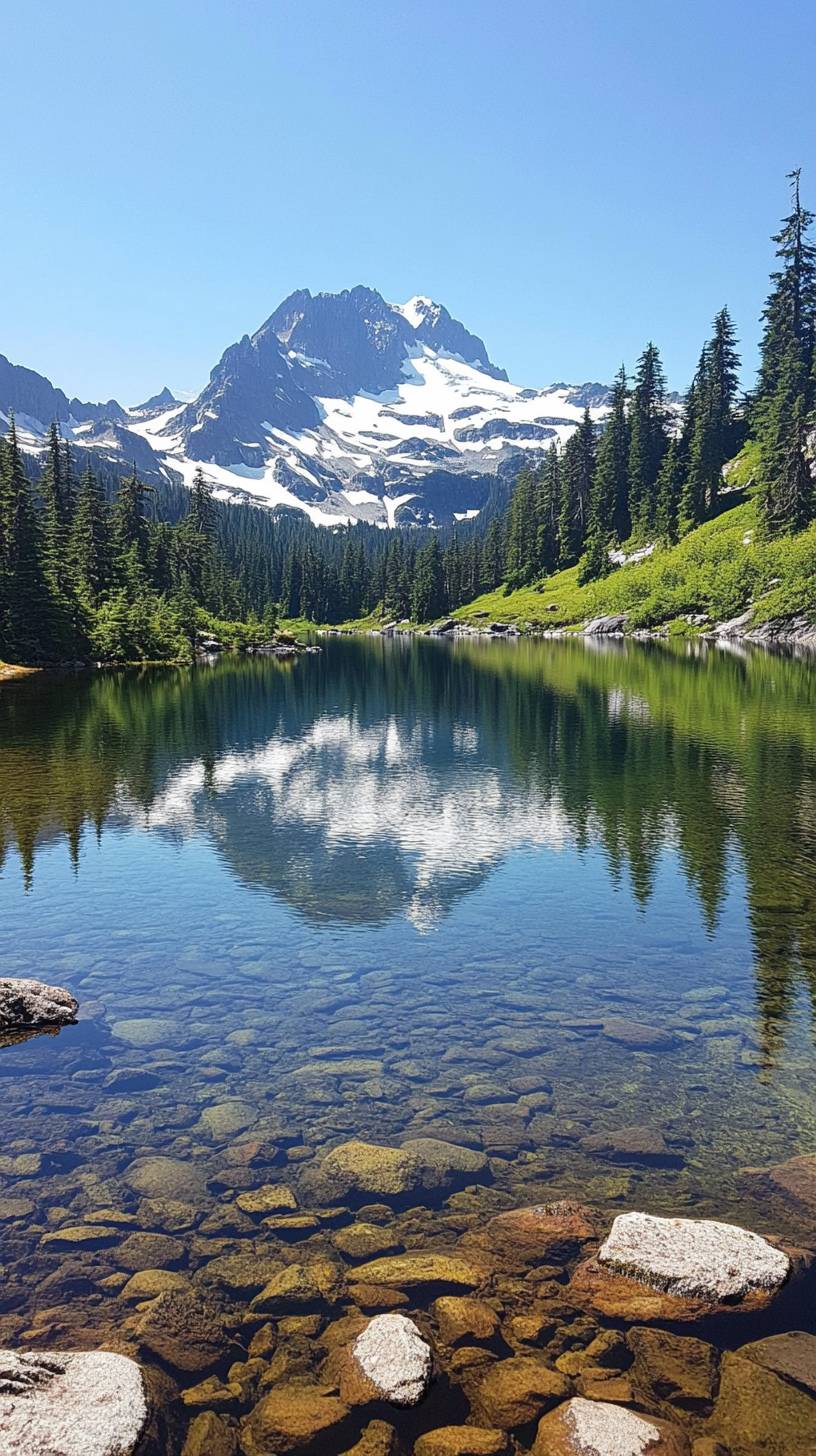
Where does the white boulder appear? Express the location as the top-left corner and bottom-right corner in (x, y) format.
(598, 1211), (790, 1301)
(0, 1350), (148, 1456)
(352, 1313), (432, 1406)
(534, 1396), (689, 1455)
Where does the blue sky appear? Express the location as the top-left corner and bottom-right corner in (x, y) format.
(4, 0), (815, 403)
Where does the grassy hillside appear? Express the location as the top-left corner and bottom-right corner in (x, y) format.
(453, 494), (816, 634)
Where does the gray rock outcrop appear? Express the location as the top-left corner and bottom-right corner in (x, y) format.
(0, 978), (78, 1031)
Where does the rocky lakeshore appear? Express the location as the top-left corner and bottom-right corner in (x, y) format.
(2, 1134), (816, 1454)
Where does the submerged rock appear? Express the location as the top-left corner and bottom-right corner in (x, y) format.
(432, 1296), (500, 1346)
(123, 1156), (209, 1203)
(304, 1137), (489, 1205)
(627, 1327), (719, 1411)
(348, 1313), (432, 1406)
(471, 1354), (571, 1428)
(182, 1410), (238, 1456)
(350, 1253), (487, 1292)
(135, 1289), (228, 1373)
(240, 1383), (351, 1454)
(745, 1153), (816, 1215)
(464, 1201), (599, 1271)
(580, 1126), (685, 1168)
(739, 1331), (816, 1397)
(532, 1396), (690, 1454)
(0, 977), (78, 1031)
(414, 1429), (509, 1455)
(0, 1349), (148, 1456)
(709, 1349), (816, 1454)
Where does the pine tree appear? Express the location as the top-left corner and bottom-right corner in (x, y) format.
(558, 408), (595, 566)
(627, 343), (669, 536)
(756, 171), (816, 534)
(535, 445), (561, 574)
(580, 369), (629, 581)
(505, 466), (538, 585)
(411, 537), (445, 621)
(68, 464), (111, 607)
(482, 516), (505, 590)
(655, 438), (684, 543)
(0, 416), (54, 660)
(188, 466), (217, 536)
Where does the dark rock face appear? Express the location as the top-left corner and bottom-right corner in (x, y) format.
(453, 419), (557, 444)
(408, 297), (508, 382)
(270, 286), (414, 398)
(0, 354), (124, 429)
(171, 324), (321, 467)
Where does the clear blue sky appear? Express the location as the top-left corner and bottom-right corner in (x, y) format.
(4, 0), (815, 404)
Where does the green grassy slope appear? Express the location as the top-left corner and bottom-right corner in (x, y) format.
(453, 495), (816, 633)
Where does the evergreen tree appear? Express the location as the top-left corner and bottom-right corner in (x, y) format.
(411, 537), (445, 621)
(535, 445), (561, 575)
(627, 343), (669, 535)
(558, 408), (595, 565)
(655, 438), (684, 543)
(580, 369), (630, 581)
(0, 417), (55, 660)
(756, 171), (816, 534)
(68, 464), (111, 606)
(482, 516), (506, 590)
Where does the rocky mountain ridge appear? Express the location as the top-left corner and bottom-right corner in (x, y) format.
(1, 288), (611, 526)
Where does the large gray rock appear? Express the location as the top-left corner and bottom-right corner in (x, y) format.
(0, 1350), (148, 1455)
(0, 978), (78, 1030)
(598, 1212), (789, 1301)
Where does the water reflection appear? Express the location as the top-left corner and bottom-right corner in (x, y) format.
(1, 638), (815, 1054)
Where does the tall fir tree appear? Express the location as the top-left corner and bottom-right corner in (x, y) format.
(627, 343), (669, 536)
(558, 408), (595, 566)
(756, 170), (816, 534)
(580, 368), (630, 581)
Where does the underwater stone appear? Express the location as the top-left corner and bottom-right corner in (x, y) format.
(0, 978), (78, 1031)
(350, 1253), (487, 1291)
(124, 1156), (209, 1203)
(136, 1289), (228, 1374)
(709, 1350), (816, 1454)
(240, 1383), (351, 1455)
(182, 1410), (238, 1456)
(432, 1297), (500, 1346)
(306, 1137), (489, 1205)
(0, 1349), (148, 1456)
(235, 1185), (297, 1215)
(414, 1429), (509, 1455)
(471, 1354), (571, 1429)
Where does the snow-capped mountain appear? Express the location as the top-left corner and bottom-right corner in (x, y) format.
(2, 287), (611, 526)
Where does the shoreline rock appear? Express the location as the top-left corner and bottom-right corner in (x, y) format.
(0, 977), (78, 1033)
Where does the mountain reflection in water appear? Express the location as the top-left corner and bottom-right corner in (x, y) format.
(1, 636), (815, 1057)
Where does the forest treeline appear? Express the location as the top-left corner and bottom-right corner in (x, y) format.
(1, 174), (814, 662)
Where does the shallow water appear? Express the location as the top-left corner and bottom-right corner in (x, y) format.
(1, 636), (815, 1414)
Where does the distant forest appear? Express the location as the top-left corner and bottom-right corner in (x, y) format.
(1, 173), (814, 664)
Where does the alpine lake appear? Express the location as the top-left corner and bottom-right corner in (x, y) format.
(2, 634), (816, 1454)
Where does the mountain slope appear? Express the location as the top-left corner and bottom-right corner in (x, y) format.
(2, 287), (610, 526)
